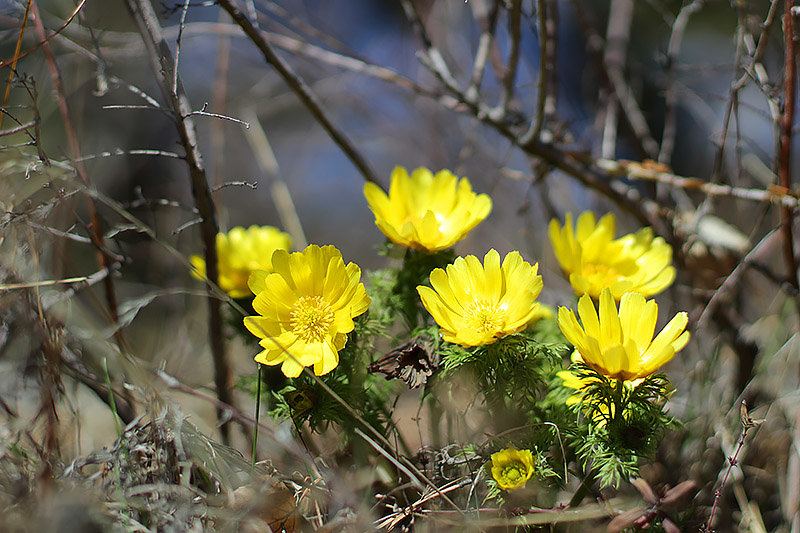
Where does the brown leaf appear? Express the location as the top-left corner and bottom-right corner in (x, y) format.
(631, 478), (658, 505)
(607, 509), (647, 532)
(230, 482), (302, 533)
(663, 517), (682, 533)
(660, 480), (697, 508)
(263, 485), (301, 533)
(368, 338), (438, 389)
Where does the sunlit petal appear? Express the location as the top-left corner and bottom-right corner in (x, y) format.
(549, 211), (675, 298)
(558, 290), (689, 382)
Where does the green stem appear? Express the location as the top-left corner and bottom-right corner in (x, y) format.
(568, 466), (598, 508)
(103, 357), (122, 437)
(612, 378), (625, 425)
(251, 363), (262, 477)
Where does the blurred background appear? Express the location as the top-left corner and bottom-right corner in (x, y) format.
(1, 0), (799, 530)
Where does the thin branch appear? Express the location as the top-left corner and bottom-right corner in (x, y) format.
(528, 0), (549, 142)
(399, 0), (462, 90)
(696, 227), (781, 330)
(30, 0), (125, 350)
(122, 0), (234, 443)
(543, 0), (558, 123)
(0, 0), (87, 69)
(0, 119), (37, 137)
(465, 0), (498, 104)
(240, 107), (307, 249)
(780, 4), (800, 289)
(173, 0), (191, 96)
(75, 148), (183, 162)
(107, 75), (163, 108)
(0, 273), (104, 290)
(102, 104), (168, 112)
(211, 8), (232, 191)
(600, 0), (633, 160)
(659, 0), (705, 165)
(168, 22), (449, 102)
(216, 0), (378, 183)
(703, 402), (760, 531)
(594, 157), (800, 208)
(496, 0), (522, 117)
(0, 0), (32, 131)
(567, 0), (659, 159)
(185, 103), (250, 127)
(709, 3), (750, 185)
(211, 180), (258, 192)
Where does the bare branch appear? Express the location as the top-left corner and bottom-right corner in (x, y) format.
(122, 0), (235, 443)
(216, 0), (379, 184)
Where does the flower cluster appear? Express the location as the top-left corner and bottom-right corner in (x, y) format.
(191, 165), (689, 431)
(542, 211), (689, 429)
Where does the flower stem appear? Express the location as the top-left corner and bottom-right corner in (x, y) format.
(612, 378), (625, 424)
(102, 357), (122, 438)
(251, 363), (263, 477)
(568, 466), (599, 507)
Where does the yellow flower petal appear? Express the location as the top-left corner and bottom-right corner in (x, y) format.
(599, 289), (621, 347)
(639, 311), (689, 369)
(191, 225), (292, 298)
(490, 448), (536, 490)
(577, 293), (601, 340)
(280, 357), (305, 378)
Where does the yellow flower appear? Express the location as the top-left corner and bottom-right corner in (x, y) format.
(557, 289), (689, 382)
(490, 448), (535, 490)
(548, 212), (675, 299)
(363, 166), (492, 252)
(244, 245), (371, 378)
(190, 225), (292, 298)
(417, 250), (543, 347)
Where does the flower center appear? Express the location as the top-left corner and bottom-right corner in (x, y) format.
(501, 463), (526, 483)
(583, 262), (620, 286)
(290, 296), (334, 342)
(402, 210), (453, 235)
(465, 300), (504, 334)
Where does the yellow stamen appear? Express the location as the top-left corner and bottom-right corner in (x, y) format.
(582, 262), (620, 288)
(465, 300), (504, 334)
(502, 464), (525, 483)
(290, 296), (334, 342)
